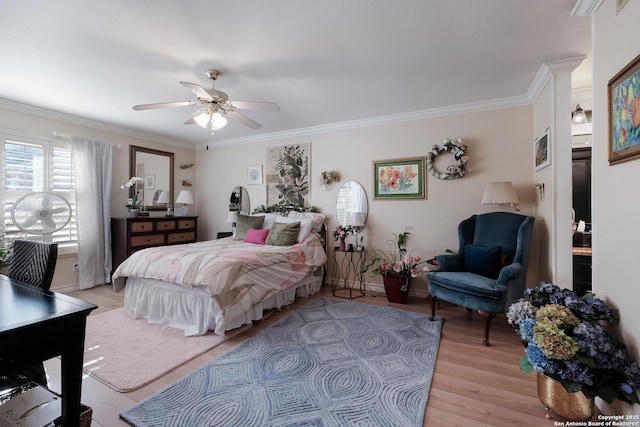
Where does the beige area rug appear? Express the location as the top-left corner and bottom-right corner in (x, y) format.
(82, 308), (248, 392)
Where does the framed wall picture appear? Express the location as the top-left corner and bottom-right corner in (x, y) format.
(144, 174), (156, 190)
(373, 156), (426, 200)
(608, 53), (640, 165)
(534, 128), (551, 171)
(247, 165), (263, 185)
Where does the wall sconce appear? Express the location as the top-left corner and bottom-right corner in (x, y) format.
(481, 181), (520, 213)
(320, 170), (340, 190)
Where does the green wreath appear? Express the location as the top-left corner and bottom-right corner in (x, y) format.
(426, 138), (469, 180)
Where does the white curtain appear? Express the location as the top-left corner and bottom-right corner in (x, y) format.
(71, 137), (114, 289)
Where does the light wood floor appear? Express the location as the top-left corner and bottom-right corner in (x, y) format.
(43, 284), (557, 427)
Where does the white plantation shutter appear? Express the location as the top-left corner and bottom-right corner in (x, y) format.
(2, 137), (77, 245)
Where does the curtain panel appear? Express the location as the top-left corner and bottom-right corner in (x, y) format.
(71, 137), (114, 288)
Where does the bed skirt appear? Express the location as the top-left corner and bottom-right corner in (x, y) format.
(124, 269), (324, 336)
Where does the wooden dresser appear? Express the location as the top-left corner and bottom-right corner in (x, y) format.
(111, 216), (198, 270)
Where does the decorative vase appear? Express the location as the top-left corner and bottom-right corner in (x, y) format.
(383, 276), (409, 304)
(537, 373), (594, 421)
(128, 209), (139, 217)
(339, 237), (346, 252)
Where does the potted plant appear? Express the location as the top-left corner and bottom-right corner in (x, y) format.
(121, 176), (144, 216)
(507, 282), (640, 419)
(363, 226), (428, 303)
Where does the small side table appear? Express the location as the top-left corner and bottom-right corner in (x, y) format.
(332, 249), (367, 299)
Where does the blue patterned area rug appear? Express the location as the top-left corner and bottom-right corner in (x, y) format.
(120, 297), (443, 427)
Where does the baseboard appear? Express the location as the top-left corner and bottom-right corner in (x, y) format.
(325, 279), (429, 299)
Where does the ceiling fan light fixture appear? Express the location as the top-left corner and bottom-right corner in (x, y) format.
(194, 110), (211, 128)
(211, 112), (227, 130)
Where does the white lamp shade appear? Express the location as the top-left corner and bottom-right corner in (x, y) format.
(194, 110), (211, 128)
(211, 112), (228, 130)
(226, 211), (237, 224)
(175, 190), (194, 205)
(481, 182), (519, 205)
(156, 191), (170, 204)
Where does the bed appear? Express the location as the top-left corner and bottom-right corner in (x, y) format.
(112, 211), (327, 336)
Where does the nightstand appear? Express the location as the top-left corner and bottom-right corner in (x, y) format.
(332, 249), (367, 299)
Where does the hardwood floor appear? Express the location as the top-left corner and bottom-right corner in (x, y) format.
(44, 285), (553, 426)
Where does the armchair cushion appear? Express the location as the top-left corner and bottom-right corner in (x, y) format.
(463, 244), (503, 279)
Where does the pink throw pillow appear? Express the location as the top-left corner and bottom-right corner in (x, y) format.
(243, 228), (270, 244)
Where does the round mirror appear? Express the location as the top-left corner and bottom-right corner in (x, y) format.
(230, 186), (250, 213)
(336, 181), (368, 227)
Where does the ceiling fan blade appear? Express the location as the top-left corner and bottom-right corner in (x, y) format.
(231, 101), (280, 112)
(180, 82), (213, 101)
(184, 108), (209, 125)
(133, 101), (196, 111)
(226, 110), (262, 130)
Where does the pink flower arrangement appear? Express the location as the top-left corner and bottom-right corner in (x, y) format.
(363, 226), (428, 281)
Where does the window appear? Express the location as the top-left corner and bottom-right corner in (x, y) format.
(2, 136), (77, 245)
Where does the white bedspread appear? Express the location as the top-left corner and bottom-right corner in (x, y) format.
(112, 234), (327, 332)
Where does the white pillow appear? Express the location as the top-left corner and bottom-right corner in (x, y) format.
(275, 216), (314, 243)
(287, 211), (326, 233)
(254, 213), (279, 230)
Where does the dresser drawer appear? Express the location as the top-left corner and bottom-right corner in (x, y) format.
(112, 216), (198, 273)
(178, 219), (196, 229)
(130, 234), (165, 247)
(168, 231), (195, 243)
(130, 221), (154, 233)
(156, 220), (177, 231)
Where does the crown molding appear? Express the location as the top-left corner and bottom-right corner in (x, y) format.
(571, 0), (603, 16)
(527, 56), (588, 103)
(197, 95), (531, 149)
(0, 98), (194, 150)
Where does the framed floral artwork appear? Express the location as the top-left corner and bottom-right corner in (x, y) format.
(534, 128), (551, 171)
(373, 156), (426, 200)
(608, 53), (640, 165)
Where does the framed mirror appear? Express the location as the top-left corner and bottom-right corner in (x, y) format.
(336, 181), (368, 227)
(230, 186), (250, 213)
(130, 145), (174, 211)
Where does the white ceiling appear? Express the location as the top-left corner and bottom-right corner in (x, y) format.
(0, 1), (591, 148)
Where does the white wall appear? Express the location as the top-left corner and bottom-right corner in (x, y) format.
(196, 105), (536, 293)
(0, 106), (196, 290)
(592, 0), (640, 416)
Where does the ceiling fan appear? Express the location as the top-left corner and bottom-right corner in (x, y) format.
(132, 69), (280, 132)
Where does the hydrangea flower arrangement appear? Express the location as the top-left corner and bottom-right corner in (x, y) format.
(507, 282), (640, 405)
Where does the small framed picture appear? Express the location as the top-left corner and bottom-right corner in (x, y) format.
(534, 128), (551, 171)
(144, 174), (156, 190)
(247, 165), (263, 185)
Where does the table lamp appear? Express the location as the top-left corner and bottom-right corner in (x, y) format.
(175, 190), (194, 216)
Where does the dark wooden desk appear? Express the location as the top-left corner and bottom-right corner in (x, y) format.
(0, 275), (97, 426)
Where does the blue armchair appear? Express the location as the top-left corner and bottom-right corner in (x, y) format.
(427, 212), (535, 346)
